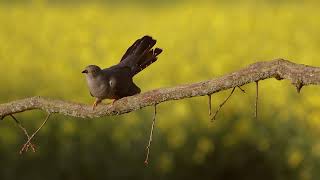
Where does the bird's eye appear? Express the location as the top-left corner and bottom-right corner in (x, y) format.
(109, 80), (113, 86)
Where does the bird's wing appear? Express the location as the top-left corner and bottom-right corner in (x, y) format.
(102, 66), (139, 99)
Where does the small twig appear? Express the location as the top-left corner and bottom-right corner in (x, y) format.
(255, 81), (259, 120)
(10, 115), (36, 153)
(20, 113), (51, 154)
(211, 87), (236, 122)
(208, 94), (212, 117)
(237, 86), (246, 93)
(144, 104), (157, 165)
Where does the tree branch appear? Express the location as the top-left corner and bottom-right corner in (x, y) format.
(10, 115), (36, 153)
(144, 104), (157, 165)
(20, 113), (51, 153)
(0, 59), (319, 119)
(255, 81), (259, 120)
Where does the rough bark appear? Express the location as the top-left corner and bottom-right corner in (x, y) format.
(0, 59), (319, 119)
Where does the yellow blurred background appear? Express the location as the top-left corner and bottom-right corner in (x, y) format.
(0, 0), (320, 179)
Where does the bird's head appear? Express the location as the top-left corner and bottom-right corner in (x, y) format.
(82, 65), (102, 78)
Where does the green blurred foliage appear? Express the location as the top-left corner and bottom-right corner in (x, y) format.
(0, 0), (320, 179)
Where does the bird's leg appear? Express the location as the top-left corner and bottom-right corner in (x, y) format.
(92, 99), (102, 110)
(112, 99), (118, 105)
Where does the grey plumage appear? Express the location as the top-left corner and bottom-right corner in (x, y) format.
(82, 35), (162, 109)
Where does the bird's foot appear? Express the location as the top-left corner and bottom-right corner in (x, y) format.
(112, 99), (118, 105)
(92, 103), (97, 110)
(92, 99), (101, 110)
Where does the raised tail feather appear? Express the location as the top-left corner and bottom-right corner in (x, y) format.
(133, 47), (162, 75)
(119, 35), (162, 75)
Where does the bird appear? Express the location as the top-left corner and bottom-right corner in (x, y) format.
(82, 35), (162, 110)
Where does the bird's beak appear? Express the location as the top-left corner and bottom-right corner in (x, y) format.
(82, 70), (88, 74)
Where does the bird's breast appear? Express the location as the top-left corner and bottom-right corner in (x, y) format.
(86, 77), (110, 99)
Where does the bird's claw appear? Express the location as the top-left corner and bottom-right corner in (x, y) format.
(92, 100), (101, 110)
(112, 99), (118, 105)
(92, 103), (97, 110)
